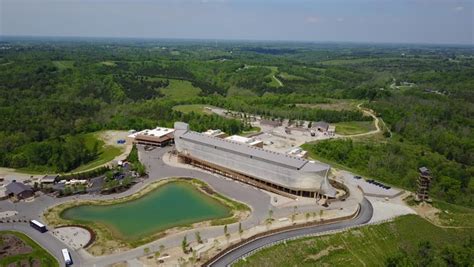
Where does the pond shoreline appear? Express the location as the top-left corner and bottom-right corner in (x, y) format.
(43, 177), (250, 256)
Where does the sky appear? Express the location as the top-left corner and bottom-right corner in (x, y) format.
(1, 0), (473, 45)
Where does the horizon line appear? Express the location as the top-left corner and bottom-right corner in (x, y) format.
(1, 34), (472, 47)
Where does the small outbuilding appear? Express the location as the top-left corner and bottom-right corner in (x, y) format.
(40, 175), (59, 185)
(6, 182), (34, 199)
(314, 121), (330, 132)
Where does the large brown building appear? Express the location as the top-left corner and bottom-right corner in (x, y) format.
(127, 127), (175, 147)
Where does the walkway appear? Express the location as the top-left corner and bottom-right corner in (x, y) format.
(0, 146), (362, 266)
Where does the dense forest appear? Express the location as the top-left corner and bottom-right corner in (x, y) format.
(0, 38), (472, 207)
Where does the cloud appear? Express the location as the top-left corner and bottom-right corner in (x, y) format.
(305, 16), (322, 24)
(336, 17), (344, 22)
(453, 6), (464, 12)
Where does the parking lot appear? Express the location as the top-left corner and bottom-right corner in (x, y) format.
(338, 170), (403, 198)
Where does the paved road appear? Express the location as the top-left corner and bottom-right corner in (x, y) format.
(0, 223), (82, 266)
(206, 197), (373, 267)
(0, 145), (364, 266)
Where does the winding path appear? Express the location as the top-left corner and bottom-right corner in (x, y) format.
(205, 198), (373, 267)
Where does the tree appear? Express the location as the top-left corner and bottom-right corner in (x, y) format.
(195, 231), (203, 244)
(181, 235), (188, 254)
(417, 241), (434, 266)
(143, 247), (150, 255)
(238, 222), (243, 238)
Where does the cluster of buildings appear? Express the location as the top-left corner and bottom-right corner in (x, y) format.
(125, 122), (337, 199)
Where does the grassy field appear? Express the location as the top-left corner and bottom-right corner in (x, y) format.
(235, 215), (473, 267)
(296, 99), (360, 111)
(172, 104), (214, 115)
(158, 79), (202, 99)
(335, 121), (376, 135)
(278, 72), (305, 81)
(52, 60), (74, 70)
(100, 61), (117, 67)
(0, 231), (59, 267)
(433, 200), (474, 228)
(71, 132), (123, 172)
(266, 66), (283, 87)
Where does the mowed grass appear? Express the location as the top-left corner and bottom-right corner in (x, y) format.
(158, 79), (201, 99)
(266, 66), (283, 87)
(172, 104), (214, 115)
(433, 200), (474, 228)
(335, 121), (376, 135)
(52, 60), (74, 70)
(296, 99), (360, 111)
(71, 132), (123, 172)
(235, 215), (473, 267)
(0, 231), (59, 267)
(278, 72), (305, 80)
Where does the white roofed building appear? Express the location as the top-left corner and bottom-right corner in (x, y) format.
(127, 127), (175, 147)
(224, 135), (263, 148)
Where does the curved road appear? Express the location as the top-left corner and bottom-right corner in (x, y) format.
(206, 198), (373, 267)
(1, 146), (369, 266)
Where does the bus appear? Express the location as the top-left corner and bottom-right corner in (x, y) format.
(29, 220), (47, 233)
(62, 248), (72, 266)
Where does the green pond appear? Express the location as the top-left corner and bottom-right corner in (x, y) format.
(61, 181), (231, 240)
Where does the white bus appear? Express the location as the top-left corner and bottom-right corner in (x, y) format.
(61, 248), (72, 266)
(29, 220), (47, 233)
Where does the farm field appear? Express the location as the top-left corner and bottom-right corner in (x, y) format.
(0, 231), (58, 267)
(235, 215), (474, 267)
(335, 121), (376, 135)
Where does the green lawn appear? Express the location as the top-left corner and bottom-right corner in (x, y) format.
(157, 79), (201, 99)
(266, 66), (283, 87)
(0, 231), (59, 267)
(100, 61), (117, 67)
(296, 99), (360, 111)
(235, 215), (473, 267)
(241, 127), (261, 136)
(335, 121), (376, 135)
(172, 104), (214, 115)
(278, 72), (305, 81)
(433, 200), (474, 228)
(52, 60), (74, 70)
(71, 132), (123, 172)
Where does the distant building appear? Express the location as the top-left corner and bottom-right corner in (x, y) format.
(416, 167), (432, 202)
(202, 129), (227, 138)
(40, 175), (59, 186)
(127, 127), (175, 147)
(6, 182), (34, 199)
(287, 147), (308, 159)
(260, 119), (282, 127)
(225, 135), (263, 148)
(327, 125), (336, 136)
(314, 121), (330, 132)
